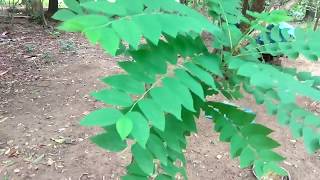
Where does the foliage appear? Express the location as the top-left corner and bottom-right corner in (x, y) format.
(288, 0), (320, 21)
(54, 0), (320, 179)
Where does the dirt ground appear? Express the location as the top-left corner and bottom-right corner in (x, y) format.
(1, 20), (320, 180)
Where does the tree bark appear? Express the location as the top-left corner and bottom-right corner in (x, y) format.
(314, 15), (320, 31)
(240, 0), (266, 32)
(282, 0), (300, 10)
(242, 0), (250, 16)
(303, 0), (316, 22)
(30, 0), (43, 17)
(250, 0), (266, 13)
(304, 9), (316, 21)
(47, 0), (58, 17)
(242, 0), (266, 16)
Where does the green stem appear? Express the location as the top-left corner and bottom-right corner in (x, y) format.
(218, 0), (233, 49)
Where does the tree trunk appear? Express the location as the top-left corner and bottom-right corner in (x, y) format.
(314, 15), (320, 31)
(250, 0), (266, 13)
(30, 0), (43, 17)
(242, 0), (250, 16)
(242, 0), (266, 16)
(304, 9), (316, 21)
(282, 0), (300, 10)
(240, 0), (266, 31)
(47, 0), (58, 18)
(303, 0), (316, 22)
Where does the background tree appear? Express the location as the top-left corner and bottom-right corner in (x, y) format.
(47, 0), (58, 17)
(303, 0), (316, 21)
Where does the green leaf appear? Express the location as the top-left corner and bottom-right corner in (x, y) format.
(248, 135), (280, 150)
(64, 0), (82, 14)
(270, 26), (282, 42)
(80, 108), (122, 126)
(184, 62), (217, 89)
(175, 69), (205, 101)
(116, 115), (133, 140)
(220, 123), (236, 142)
(193, 55), (223, 77)
(127, 112), (150, 148)
(303, 127), (320, 153)
(162, 78), (195, 112)
(237, 62), (260, 77)
(113, 19), (142, 49)
(210, 102), (256, 126)
(133, 15), (162, 45)
(258, 150), (285, 162)
(150, 87), (182, 120)
(99, 28), (120, 56)
(160, 116), (184, 152)
(122, 175), (148, 180)
(147, 134), (168, 165)
(130, 49), (167, 74)
(230, 134), (247, 158)
(102, 74), (145, 95)
(81, 1), (127, 16)
(155, 174), (172, 180)
(167, 147), (186, 165)
(119, 61), (155, 83)
(240, 147), (255, 168)
(289, 120), (303, 138)
(127, 160), (148, 176)
(138, 99), (166, 131)
(240, 124), (273, 137)
(91, 88), (133, 107)
(52, 9), (76, 21)
(253, 160), (265, 178)
(250, 71), (275, 89)
(161, 160), (187, 179)
(264, 100), (278, 115)
(131, 144), (154, 175)
(91, 127), (127, 152)
(157, 14), (181, 37)
(58, 15), (109, 32)
(121, 0), (144, 14)
(84, 28), (102, 44)
(181, 109), (197, 132)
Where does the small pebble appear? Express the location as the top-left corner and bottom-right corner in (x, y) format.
(216, 154), (222, 159)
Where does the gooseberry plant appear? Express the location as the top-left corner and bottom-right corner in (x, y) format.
(53, 0), (320, 179)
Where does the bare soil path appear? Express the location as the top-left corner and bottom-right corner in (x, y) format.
(0, 21), (320, 180)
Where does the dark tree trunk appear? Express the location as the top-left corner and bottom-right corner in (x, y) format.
(242, 0), (266, 17)
(314, 15), (320, 31)
(47, 0), (58, 17)
(303, 0), (316, 22)
(240, 0), (266, 32)
(242, 0), (250, 16)
(304, 9), (316, 21)
(250, 0), (266, 13)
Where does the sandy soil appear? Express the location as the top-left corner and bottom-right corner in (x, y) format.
(0, 20), (320, 180)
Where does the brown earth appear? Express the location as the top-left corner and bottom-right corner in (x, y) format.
(0, 20), (320, 180)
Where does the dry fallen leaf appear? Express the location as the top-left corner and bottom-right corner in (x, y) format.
(0, 117), (8, 123)
(32, 154), (45, 164)
(47, 158), (55, 166)
(51, 136), (65, 144)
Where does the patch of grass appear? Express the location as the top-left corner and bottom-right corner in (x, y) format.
(41, 51), (54, 63)
(58, 39), (76, 52)
(24, 43), (36, 53)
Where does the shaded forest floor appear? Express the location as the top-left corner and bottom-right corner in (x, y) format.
(1, 20), (320, 180)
